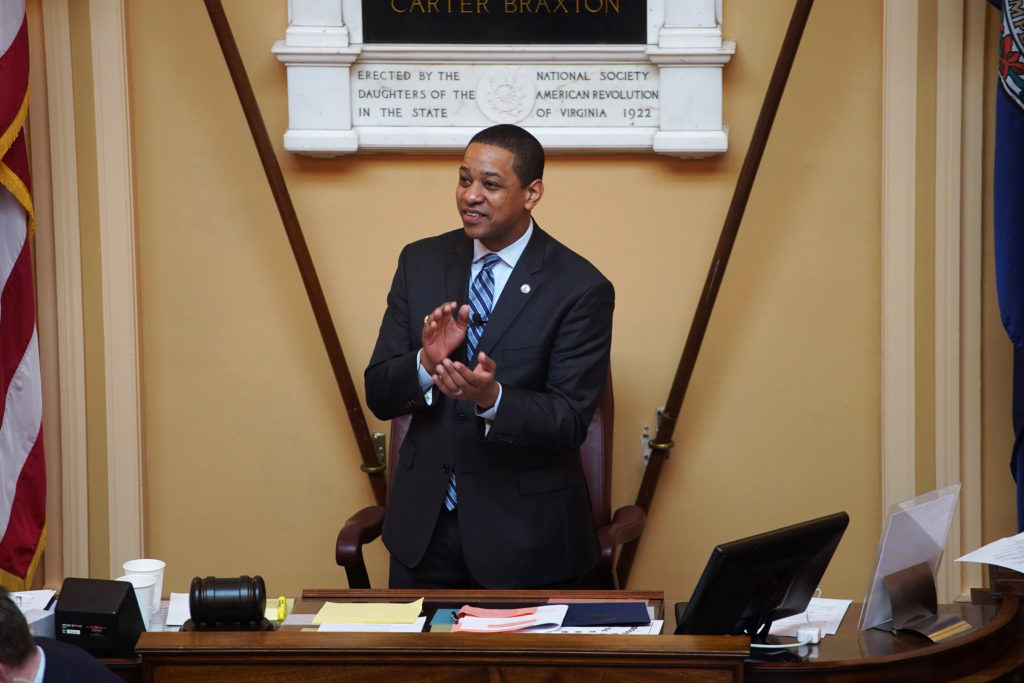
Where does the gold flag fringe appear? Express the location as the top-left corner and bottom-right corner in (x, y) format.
(0, 86), (33, 238)
(0, 523), (46, 591)
(0, 157), (34, 238)
(0, 85), (28, 160)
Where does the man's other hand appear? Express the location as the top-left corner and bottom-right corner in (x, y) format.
(432, 351), (500, 408)
(421, 301), (470, 371)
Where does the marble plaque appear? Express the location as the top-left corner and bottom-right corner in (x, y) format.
(273, 0), (734, 157)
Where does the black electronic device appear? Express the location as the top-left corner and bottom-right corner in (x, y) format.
(54, 577), (145, 658)
(674, 511), (850, 643)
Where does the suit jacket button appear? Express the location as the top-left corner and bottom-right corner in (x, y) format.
(456, 413), (467, 424)
(442, 464), (450, 473)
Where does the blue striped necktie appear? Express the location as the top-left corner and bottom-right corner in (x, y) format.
(445, 252), (501, 511)
(466, 253), (502, 362)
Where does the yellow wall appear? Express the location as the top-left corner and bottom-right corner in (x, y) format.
(44, 0), (1004, 604)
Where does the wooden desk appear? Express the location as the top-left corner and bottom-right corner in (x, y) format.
(134, 588), (1024, 682)
(748, 596), (1024, 682)
(137, 589), (749, 682)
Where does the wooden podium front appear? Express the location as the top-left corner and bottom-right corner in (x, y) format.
(133, 587), (1024, 682)
(137, 589), (748, 682)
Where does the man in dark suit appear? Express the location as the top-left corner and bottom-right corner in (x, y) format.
(0, 588), (120, 683)
(365, 124), (614, 589)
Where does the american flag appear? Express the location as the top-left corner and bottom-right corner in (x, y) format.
(0, 0), (45, 591)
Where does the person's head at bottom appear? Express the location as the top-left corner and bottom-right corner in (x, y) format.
(0, 587), (40, 683)
(0, 586), (120, 683)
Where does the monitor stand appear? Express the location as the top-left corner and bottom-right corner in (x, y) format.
(747, 622), (807, 663)
(675, 602), (808, 663)
(747, 643), (805, 663)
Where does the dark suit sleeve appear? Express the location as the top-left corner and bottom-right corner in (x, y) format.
(35, 637), (121, 682)
(487, 275), (614, 452)
(364, 245), (432, 421)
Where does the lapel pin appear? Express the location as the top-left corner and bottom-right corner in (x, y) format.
(521, 284), (531, 294)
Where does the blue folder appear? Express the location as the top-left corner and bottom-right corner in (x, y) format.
(561, 602), (651, 627)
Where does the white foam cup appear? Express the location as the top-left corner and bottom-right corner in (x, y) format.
(116, 574), (156, 630)
(122, 558), (165, 615)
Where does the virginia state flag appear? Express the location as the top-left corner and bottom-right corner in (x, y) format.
(0, 0), (46, 590)
(994, 0), (1024, 531)
(996, 1), (1024, 351)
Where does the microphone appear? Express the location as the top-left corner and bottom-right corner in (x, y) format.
(472, 313), (485, 327)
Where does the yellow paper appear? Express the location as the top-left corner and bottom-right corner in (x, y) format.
(313, 598), (424, 625)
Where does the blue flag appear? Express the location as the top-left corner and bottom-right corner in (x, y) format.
(993, 0), (1024, 531)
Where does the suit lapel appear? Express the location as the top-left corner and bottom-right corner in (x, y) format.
(446, 234), (474, 360)
(445, 235), (474, 302)
(475, 226), (549, 358)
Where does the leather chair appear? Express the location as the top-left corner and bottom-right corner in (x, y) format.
(336, 374), (645, 589)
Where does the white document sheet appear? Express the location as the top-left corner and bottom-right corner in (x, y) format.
(769, 597), (851, 637)
(957, 530), (1024, 573)
(554, 620), (664, 635)
(12, 589), (54, 612)
(318, 616), (427, 632)
(164, 592), (191, 627)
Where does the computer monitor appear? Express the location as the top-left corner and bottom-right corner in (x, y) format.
(674, 511), (849, 643)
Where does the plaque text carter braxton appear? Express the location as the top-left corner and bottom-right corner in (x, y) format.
(362, 0), (642, 45)
(388, 0), (622, 14)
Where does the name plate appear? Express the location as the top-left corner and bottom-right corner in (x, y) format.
(273, 0), (735, 157)
(353, 65), (658, 127)
(360, 0), (646, 44)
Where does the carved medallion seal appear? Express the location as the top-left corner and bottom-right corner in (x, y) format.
(476, 66), (536, 124)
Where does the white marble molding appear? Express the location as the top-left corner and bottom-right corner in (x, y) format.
(273, 0), (735, 157)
